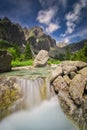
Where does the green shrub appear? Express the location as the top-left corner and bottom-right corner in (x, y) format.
(70, 43), (87, 62)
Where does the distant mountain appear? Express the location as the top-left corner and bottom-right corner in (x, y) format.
(49, 39), (87, 60)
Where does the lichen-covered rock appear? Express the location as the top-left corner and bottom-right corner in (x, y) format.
(33, 50), (49, 67)
(69, 71), (76, 79)
(0, 76), (21, 120)
(69, 74), (86, 105)
(63, 75), (71, 85)
(61, 61), (87, 69)
(62, 65), (77, 75)
(78, 67), (87, 77)
(50, 66), (62, 82)
(52, 76), (68, 93)
(0, 50), (12, 72)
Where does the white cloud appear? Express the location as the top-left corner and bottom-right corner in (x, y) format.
(37, 8), (57, 24)
(62, 0), (87, 36)
(37, 7), (60, 33)
(64, 37), (70, 43)
(46, 22), (60, 33)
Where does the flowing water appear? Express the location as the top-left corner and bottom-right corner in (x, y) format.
(0, 68), (78, 130)
(0, 96), (78, 130)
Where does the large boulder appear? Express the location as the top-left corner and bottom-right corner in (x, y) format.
(61, 61), (87, 70)
(69, 74), (86, 105)
(0, 50), (12, 72)
(33, 50), (49, 67)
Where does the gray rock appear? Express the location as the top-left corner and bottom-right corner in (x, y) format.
(69, 74), (86, 105)
(0, 50), (12, 72)
(63, 75), (71, 85)
(61, 61), (87, 70)
(69, 71), (76, 79)
(50, 66), (62, 82)
(52, 76), (68, 93)
(33, 50), (49, 67)
(62, 65), (77, 74)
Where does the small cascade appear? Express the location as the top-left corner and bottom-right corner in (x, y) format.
(11, 77), (54, 112)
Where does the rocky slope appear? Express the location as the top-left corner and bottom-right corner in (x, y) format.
(0, 17), (56, 54)
(0, 17), (25, 45)
(23, 26), (56, 54)
(51, 61), (87, 130)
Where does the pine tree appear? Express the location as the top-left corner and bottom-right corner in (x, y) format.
(24, 42), (32, 60)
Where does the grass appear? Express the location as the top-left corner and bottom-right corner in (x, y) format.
(48, 59), (61, 65)
(12, 59), (33, 67)
(12, 59), (61, 67)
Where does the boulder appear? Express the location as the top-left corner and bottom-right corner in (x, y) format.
(63, 75), (71, 85)
(69, 74), (86, 105)
(0, 50), (12, 72)
(69, 71), (76, 79)
(50, 66), (62, 82)
(33, 50), (49, 67)
(52, 76), (68, 93)
(62, 65), (77, 75)
(61, 61), (87, 70)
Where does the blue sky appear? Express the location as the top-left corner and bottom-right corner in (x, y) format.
(0, 0), (87, 43)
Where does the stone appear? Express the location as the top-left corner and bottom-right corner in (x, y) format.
(0, 76), (20, 120)
(78, 67), (87, 77)
(33, 50), (49, 67)
(69, 71), (76, 79)
(52, 76), (68, 93)
(69, 74), (86, 105)
(61, 61), (87, 70)
(62, 65), (77, 75)
(0, 50), (12, 72)
(50, 66), (62, 82)
(63, 75), (71, 85)
(58, 90), (76, 114)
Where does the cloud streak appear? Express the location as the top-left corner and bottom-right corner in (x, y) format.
(62, 0), (87, 36)
(37, 7), (57, 25)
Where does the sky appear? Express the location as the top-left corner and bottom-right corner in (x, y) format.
(0, 0), (87, 44)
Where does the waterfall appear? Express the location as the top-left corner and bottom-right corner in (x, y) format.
(10, 77), (54, 112)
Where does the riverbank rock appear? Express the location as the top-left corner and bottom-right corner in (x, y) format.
(0, 76), (21, 120)
(33, 50), (49, 67)
(51, 60), (87, 130)
(0, 50), (12, 72)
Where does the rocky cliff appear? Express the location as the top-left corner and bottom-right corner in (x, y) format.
(0, 17), (56, 53)
(23, 26), (56, 54)
(0, 17), (25, 45)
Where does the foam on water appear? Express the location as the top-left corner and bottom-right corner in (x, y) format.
(0, 96), (78, 130)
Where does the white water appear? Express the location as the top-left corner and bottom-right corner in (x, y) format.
(10, 77), (53, 112)
(0, 96), (78, 130)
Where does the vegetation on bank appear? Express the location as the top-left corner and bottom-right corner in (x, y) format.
(70, 43), (87, 62)
(0, 39), (87, 67)
(12, 60), (33, 67)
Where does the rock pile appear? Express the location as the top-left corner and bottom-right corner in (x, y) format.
(51, 61), (87, 130)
